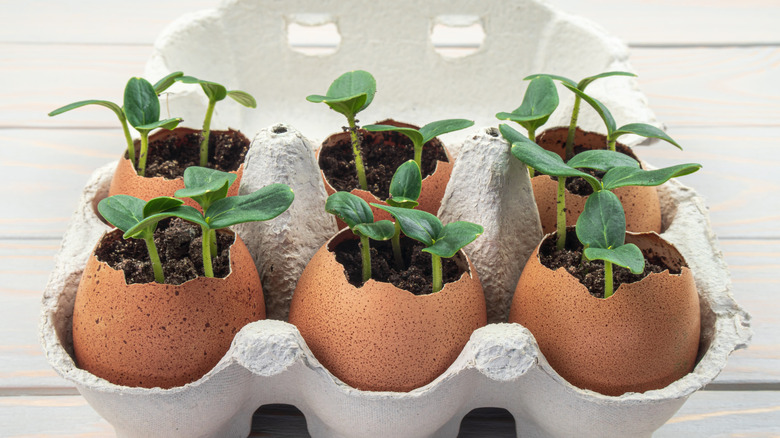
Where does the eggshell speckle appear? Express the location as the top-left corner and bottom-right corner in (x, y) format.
(509, 231), (700, 396)
(532, 127), (662, 234)
(289, 229), (486, 392)
(319, 119), (453, 227)
(72, 230), (264, 389)
(107, 127), (244, 210)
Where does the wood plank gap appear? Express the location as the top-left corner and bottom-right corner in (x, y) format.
(718, 236), (780, 241)
(0, 236), (63, 241)
(0, 387), (80, 397)
(630, 42), (780, 49)
(0, 41), (151, 47)
(704, 382), (780, 391)
(0, 126), (121, 131)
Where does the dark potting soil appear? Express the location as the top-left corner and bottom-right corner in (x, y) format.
(319, 127), (448, 200)
(95, 218), (234, 285)
(542, 145), (641, 197)
(539, 230), (682, 299)
(333, 236), (466, 295)
(127, 129), (249, 179)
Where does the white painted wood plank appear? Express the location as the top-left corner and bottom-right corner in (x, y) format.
(0, 395), (113, 437)
(548, 0), (780, 46)
(629, 47), (780, 127)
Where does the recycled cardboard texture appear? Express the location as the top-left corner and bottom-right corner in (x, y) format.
(234, 124), (336, 320)
(39, 0), (751, 436)
(438, 127), (543, 323)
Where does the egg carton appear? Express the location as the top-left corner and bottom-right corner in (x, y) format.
(40, 0), (751, 436)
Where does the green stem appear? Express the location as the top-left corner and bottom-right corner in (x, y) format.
(209, 229), (218, 256)
(201, 99), (216, 167)
(391, 221), (403, 269)
(556, 177), (567, 250)
(120, 118), (136, 167)
(604, 260), (614, 298)
(527, 127), (536, 177)
(607, 137), (617, 152)
(565, 96), (581, 161)
(414, 140), (423, 168)
(138, 131), (149, 177)
(143, 231), (165, 284)
(201, 225), (214, 278)
(347, 114), (368, 190)
(360, 235), (371, 283)
(431, 254), (443, 293)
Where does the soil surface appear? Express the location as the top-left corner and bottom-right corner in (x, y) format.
(542, 145), (642, 197)
(96, 218), (234, 285)
(539, 230), (681, 298)
(127, 129), (249, 179)
(333, 236), (465, 295)
(319, 126), (448, 200)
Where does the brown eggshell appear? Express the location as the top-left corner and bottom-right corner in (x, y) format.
(108, 127), (244, 210)
(72, 230), (264, 389)
(289, 229), (487, 392)
(509, 231), (700, 396)
(318, 119), (453, 228)
(532, 127), (661, 234)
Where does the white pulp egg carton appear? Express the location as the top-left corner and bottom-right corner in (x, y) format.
(40, 0), (751, 436)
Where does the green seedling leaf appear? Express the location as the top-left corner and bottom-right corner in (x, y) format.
(423, 221), (484, 258)
(611, 123), (682, 150)
(227, 90), (257, 108)
(562, 82), (616, 135)
(48, 100), (124, 119)
(178, 76), (228, 101)
(387, 160), (422, 208)
(124, 205), (207, 238)
(153, 71), (184, 94)
(584, 244), (645, 275)
(502, 124), (601, 190)
(206, 183), (295, 230)
(602, 164), (702, 191)
(175, 166), (238, 210)
(354, 220), (396, 241)
(363, 125), (424, 146)
(496, 76), (559, 133)
(524, 73), (577, 88)
(143, 196), (184, 218)
(577, 71), (636, 91)
(97, 195), (146, 233)
(124, 77), (160, 128)
(325, 192), (375, 229)
(576, 190), (626, 250)
(419, 119), (475, 144)
(306, 70), (376, 117)
(373, 204), (442, 247)
(566, 149), (639, 172)
(135, 117), (182, 132)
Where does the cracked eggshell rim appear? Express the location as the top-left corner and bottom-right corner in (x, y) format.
(72, 229), (265, 389)
(509, 230), (700, 397)
(108, 127), (245, 210)
(531, 127), (662, 234)
(318, 119), (453, 227)
(288, 228), (487, 392)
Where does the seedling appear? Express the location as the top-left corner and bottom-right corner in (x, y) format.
(363, 119), (474, 168)
(385, 160), (423, 268)
(525, 72), (636, 160)
(562, 83), (681, 153)
(374, 205), (482, 294)
(325, 192), (395, 282)
(175, 76), (257, 167)
(167, 167), (294, 277)
(98, 195), (189, 284)
(48, 72), (184, 173)
(496, 76), (559, 176)
(501, 123), (700, 253)
(307, 70), (377, 190)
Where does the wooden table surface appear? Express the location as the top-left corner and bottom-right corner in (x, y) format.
(1, 0), (779, 436)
